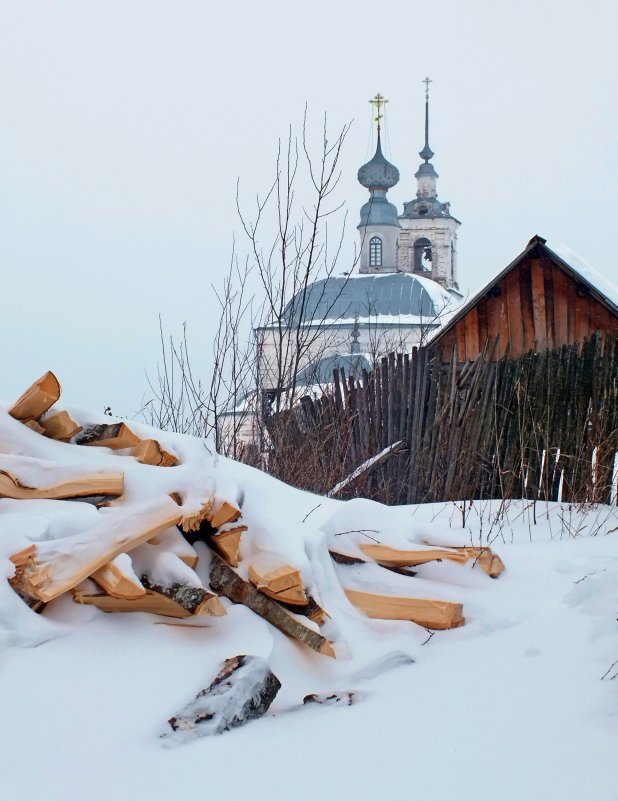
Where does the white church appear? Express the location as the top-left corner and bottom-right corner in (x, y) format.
(256, 83), (463, 391)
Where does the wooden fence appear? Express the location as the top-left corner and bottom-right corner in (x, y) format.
(265, 333), (618, 505)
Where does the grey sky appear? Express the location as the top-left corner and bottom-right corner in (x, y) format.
(1, 0), (616, 416)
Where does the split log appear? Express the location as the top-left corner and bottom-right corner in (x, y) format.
(147, 528), (198, 569)
(90, 554), (145, 600)
(140, 575), (225, 616)
(455, 547), (505, 578)
(164, 655), (281, 741)
(180, 500), (213, 534)
(344, 588), (465, 630)
(359, 543), (469, 568)
(0, 464), (123, 501)
(10, 497), (182, 602)
(133, 439), (179, 467)
(209, 500), (241, 529)
(74, 588), (213, 618)
(248, 564), (308, 606)
(75, 423), (140, 450)
(9, 371), (61, 422)
(209, 552), (335, 658)
(39, 410), (82, 441)
(210, 526), (246, 567)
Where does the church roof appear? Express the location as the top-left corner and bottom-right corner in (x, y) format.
(283, 272), (452, 326)
(357, 133), (400, 191)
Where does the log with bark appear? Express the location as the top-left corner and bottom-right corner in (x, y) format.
(163, 655), (281, 741)
(73, 588), (215, 619)
(209, 552), (335, 657)
(75, 423), (140, 450)
(9, 371), (61, 422)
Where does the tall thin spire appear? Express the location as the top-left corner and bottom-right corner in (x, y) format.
(419, 77), (434, 162)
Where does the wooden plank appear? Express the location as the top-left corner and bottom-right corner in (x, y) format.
(210, 526), (246, 567)
(209, 500), (241, 529)
(574, 292), (589, 345)
(552, 267), (569, 345)
(455, 321), (467, 362)
(10, 497), (182, 602)
(464, 307), (480, 361)
(505, 269), (525, 357)
(497, 284), (510, 358)
(40, 410), (82, 441)
(209, 552), (335, 657)
(519, 262), (535, 353)
(542, 259), (555, 349)
(344, 588), (464, 630)
(9, 371), (61, 422)
(74, 588), (206, 618)
(530, 258), (548, 350)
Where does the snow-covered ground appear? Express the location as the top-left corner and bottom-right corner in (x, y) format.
(1, 401), (617, 801)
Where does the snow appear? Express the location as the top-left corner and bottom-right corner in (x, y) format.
(0, 400), (617, 800)
(554, 242), (618, 312)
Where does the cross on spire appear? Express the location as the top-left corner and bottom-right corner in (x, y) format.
(423, 76), (432, 100)
(369, 92), (388, 133)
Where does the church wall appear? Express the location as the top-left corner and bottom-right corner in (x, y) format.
(397, 217), (459, 287)
(359, 224), (399, 273)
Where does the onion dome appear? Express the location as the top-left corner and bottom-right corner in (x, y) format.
(357, 133), (400, 191)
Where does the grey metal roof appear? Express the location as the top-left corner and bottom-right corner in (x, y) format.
(284, 273), (444, 325)
(358, 193), (400, 227)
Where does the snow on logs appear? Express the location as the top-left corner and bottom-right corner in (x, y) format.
(3, 371), (508, 665)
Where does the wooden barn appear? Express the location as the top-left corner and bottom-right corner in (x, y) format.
(431, 235), (618, 362)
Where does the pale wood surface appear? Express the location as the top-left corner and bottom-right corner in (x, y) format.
(91, 557), (145, 600)
(344, 588), (465, 630)
(210, 526), (246, 567)
(248, 564), (308, 606)
(0, 467), (123, 501)
(209, 500), (241, 529)
(40, 410), (82, 441)
(73, 588), (196, 618)
(9, 371), (61, 422)
(133, 439), (179, 467)
(24, 420), (46, 434)
(180, 499), (213, 533)
(360, 543), (469, 568)
(10, 497), (182, 602)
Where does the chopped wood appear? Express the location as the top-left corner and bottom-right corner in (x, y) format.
(90, 555), (145, 600)
(210, 526), (246, 567)
(140, 575), (225, 616)
(209, 500), (241, 529)
(277, 595), (330, 626)
(329, 549), (367, 565)
(9, 371), (61, 422)
(24, 420), (46, 434)
(0, 465), (124, 501)
(75, 422), (140, 450)
(209, 552), (335, 658)
(39, 410), (82, 441)
(147, 528), (199, 569)
(359, 543), (469, 568)
(180, 499), (213, 533)
(133, 438), (179, 467)
(248, 563), (308, 606)
(74, 588), (208, 618)
(164, 655), (281, 741)
(344, 588), (465, 630)
(10, 497), (182, 602)
(422, 545), (506, 578)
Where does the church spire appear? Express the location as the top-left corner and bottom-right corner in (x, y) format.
(419, 77), (434, 162)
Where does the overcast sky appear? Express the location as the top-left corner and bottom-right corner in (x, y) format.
(1, 0), (617, 416)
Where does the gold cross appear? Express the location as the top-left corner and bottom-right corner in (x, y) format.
(422, 76), (432, 99)
(369, 92), (388, 131)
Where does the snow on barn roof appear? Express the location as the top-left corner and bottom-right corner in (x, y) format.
(282, 272), (453, 327)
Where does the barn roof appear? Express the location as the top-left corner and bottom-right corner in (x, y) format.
(428, 235), (618, 346)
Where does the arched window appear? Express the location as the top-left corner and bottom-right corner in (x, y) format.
(413, 237), (432, 272)
(369, 236), (382, 267)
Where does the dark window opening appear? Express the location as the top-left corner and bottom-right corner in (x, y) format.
(369, 236), (382, 267)
(413, 237), (432, 272)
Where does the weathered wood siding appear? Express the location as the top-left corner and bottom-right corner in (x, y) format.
(438, 254), (618, 362)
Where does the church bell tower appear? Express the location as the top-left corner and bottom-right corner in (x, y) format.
(398, 78), (461, 291)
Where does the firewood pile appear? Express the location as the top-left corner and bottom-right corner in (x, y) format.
(2, 372), (506, 664)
